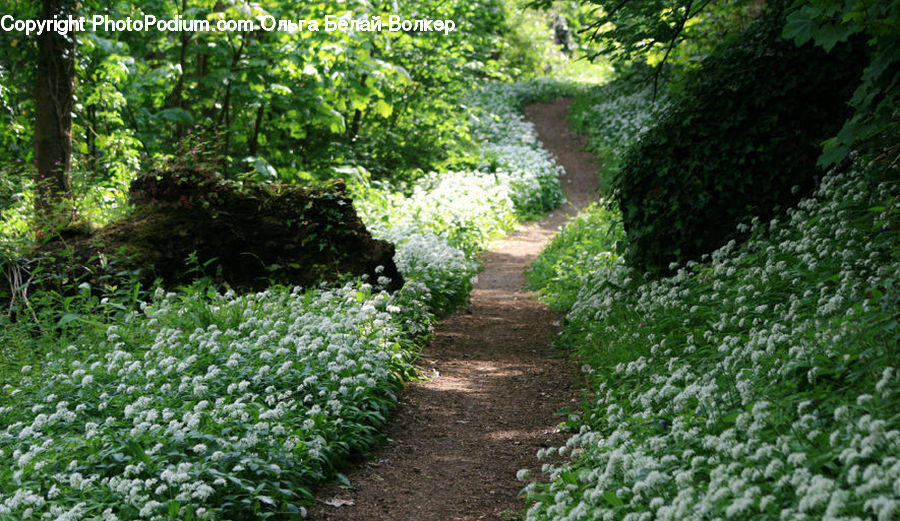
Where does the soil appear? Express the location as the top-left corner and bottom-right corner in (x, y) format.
(309, 98), (600, 521)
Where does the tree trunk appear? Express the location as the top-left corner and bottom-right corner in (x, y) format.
(165, 0), (190, 111)
(218, 36), (247, 177)
(348, 74), (368, 144)
(248, 103), (266, 157)
(33, 0), (76, 229)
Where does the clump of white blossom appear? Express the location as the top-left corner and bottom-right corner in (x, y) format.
(354, 81), (568, 313)
(523, 160), (899, 520)
(360, 170), (518, 257)
(0, 283), (420, 520)
(566, 81), (664, 170)
(464, 83), (567, 218)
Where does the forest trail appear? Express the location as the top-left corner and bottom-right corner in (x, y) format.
(310, 98), (599, 520)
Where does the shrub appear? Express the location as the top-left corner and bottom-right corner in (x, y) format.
(614, 8), (865, 274)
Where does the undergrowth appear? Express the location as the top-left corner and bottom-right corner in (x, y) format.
(524, 82), (900, 520)
(0, 80), (570, 521)
(526, 202), (624, 312)
(565, 80), (661, 193)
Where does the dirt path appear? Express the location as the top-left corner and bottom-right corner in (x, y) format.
(310, 98), (599, 521)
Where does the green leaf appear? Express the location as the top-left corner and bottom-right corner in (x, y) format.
(720, 410), (740, 425)
(351, 96), (368, 111)
(247, 157), (278, 181)
(270, 84), (292, 96)
(156, 108), (194, 125)
(603, 490), (624, 507)
(813, 22), (852, 52)
(334, 472), (352, 487)
(374, 99), (393, 118)
(783, 8), (816, 45)
(56, 313), (81, 328)
(817, 138), (849, 168)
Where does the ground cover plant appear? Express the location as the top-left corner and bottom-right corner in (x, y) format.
(0, 79), (568, 520)
(565, 81), (660, 192)
(526, 201), (624, 312)
(2, 281), (421, 520)
(524, 85), (900, 520)
(524, 77), (656, 309)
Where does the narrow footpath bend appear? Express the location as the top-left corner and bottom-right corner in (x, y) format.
(310, 98), (599, 521)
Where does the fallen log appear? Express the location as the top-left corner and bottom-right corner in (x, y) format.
(27, 168), (403, 295)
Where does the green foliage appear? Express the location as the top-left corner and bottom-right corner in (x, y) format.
(537, 0), (760, 85)
(526, 202), (625, 311)
(783, 0), (900, 166)
(0, 79), (569, 520)
(553, 0), (897, 170)
(614, 9), (864, 273)
(523, 72), (900, 521)
(496, 8), (568, 79)
(0, 281), (419, 521)
(0, 247), (148, 387)
(524, 155), (900, 521)
(1, 0), (563, 238)
(567, 79), (662, 192)
(0, 1), (37, 230)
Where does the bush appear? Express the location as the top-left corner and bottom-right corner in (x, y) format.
(614, 9), (865, 273)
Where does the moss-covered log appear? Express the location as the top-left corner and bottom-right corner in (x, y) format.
(34, 169), (403, 292)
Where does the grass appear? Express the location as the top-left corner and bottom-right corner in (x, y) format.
(526, 202), (625, 312)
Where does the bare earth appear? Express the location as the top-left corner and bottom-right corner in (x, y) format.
(310, 98), (599, 521)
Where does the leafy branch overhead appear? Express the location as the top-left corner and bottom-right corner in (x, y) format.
(782, 0), (900, 166)
(542, 0), (897, 164)
(577, 0), (714, 91)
